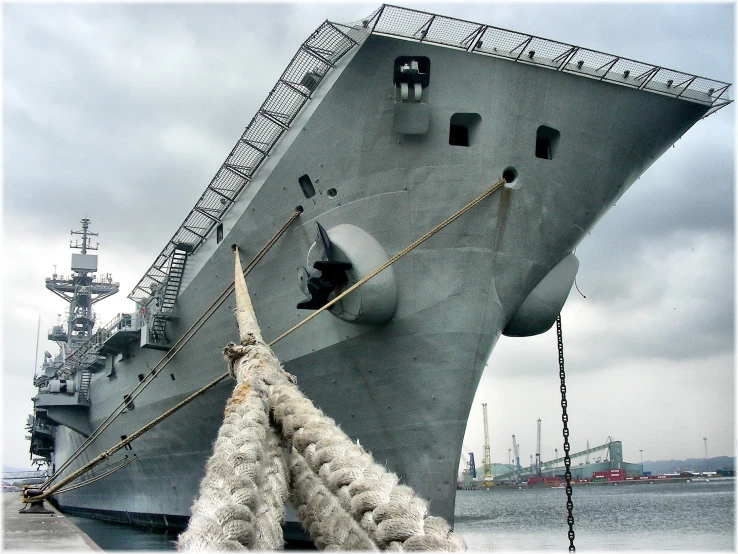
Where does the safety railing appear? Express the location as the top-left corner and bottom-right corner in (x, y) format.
(368, 5), (731, 111)
(128, 4), (731, 306)
(54, 340), (100, 377)
(93, 313), (140, 347)
(128, 20), (364, 305)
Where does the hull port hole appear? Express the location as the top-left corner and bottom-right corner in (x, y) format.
(536, 125), (560, 160)
(503, 167), (518, 183)
(298, 175), (315, 199)
(449, 113), (481, 147)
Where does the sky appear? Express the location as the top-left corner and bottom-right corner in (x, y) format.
(2, 2), (734, 472)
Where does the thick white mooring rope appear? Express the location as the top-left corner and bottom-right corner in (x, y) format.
(178, 247), (467, 551)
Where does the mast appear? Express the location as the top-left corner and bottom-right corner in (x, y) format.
(45, 219), (119, 350)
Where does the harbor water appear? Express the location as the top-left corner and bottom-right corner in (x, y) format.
(63, 480), (734, 550)
(456, 480), (735, 550)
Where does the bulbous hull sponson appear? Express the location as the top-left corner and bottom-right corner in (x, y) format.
(52, 32), (708, 527)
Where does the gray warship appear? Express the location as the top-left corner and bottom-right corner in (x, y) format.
(27, 4), (731, 533)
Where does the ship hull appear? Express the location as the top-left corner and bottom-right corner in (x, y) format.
(46, 28), (710, 530)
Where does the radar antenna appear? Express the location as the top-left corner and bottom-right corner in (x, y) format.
(46, 219), (119, 350)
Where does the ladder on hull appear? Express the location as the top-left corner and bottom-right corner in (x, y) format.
(78, 370), (91, 403)
(148, 245), (192, 348)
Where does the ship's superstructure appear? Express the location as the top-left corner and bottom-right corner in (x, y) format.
(28, 220), (120, 462)
(27, 4), (731, 534)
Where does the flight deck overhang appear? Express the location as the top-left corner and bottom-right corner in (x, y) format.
(127, 3), (732, 308)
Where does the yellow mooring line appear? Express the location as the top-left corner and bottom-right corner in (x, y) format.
(29, 177), (506, 503)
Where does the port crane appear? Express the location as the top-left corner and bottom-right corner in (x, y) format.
(495, 436), (625, 482)
(458, 448), (478, 488)
(512, 434), (521, 483)
(482, 403), (492, 482)
(468, 452), (477, 480)
(460, 445), (477, 478)
(536, 419), (542, 477)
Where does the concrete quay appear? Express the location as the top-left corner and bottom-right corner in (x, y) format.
(3, 492), (101, 551)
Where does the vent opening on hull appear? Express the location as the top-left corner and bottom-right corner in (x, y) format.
(137, 374), (144, 382)
(121, 436), (133, 451)
(327, 188), (337, 198)
(216, 223), (224, 244)
(123, 395), (134, 411)
(298, 175), (315, 199)
(171, 373), (176, 381)
(536, 125), (560, 160)
(449, 113), (481, 147)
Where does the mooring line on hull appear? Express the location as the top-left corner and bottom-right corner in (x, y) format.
(52, 455), (138, 495)
(28, 374), (229, 502)
(36, 178), (504, 503)
(176, 244), (466, 550)
(40, 210), (301, 492)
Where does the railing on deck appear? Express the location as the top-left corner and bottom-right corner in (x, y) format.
(128, 19), (365, 305)
(369, 4), (731, 113)
(50, 313), (139, 377)
(93, 312), (139, 348)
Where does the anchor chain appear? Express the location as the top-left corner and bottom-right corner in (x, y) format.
(557, 315), (575, 552)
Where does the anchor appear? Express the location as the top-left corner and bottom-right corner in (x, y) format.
(297, 222), (352, 310)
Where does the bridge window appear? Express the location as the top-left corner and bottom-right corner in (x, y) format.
(536, 125), (560, 160)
